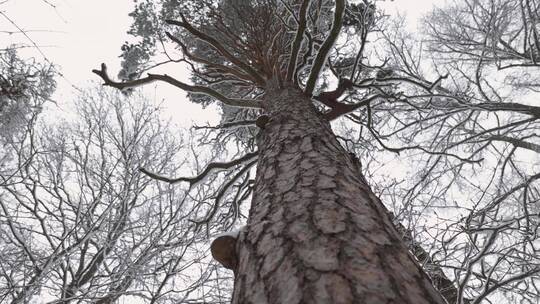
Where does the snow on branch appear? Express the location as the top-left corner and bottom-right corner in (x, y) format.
(304, 0), (345, 95)
(322, 93), (379, 121)
(165, 31), (256, 84)
(139, 151), (259, 187)
(166, 15), (266, 85)
(193, 119), (257, 131)
(191, 160), (256, 226)
(286, 0), (311, 82)
(92, 63), (262, 109)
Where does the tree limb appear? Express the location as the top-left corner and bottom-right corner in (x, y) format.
(192, 160), (256, 226)
(166, 16), (266, 85)
(323, 93), (378, 121)
(286, 0), (311, 82)
(193, 119), (257, 131)
(313, 78), (354, 107)
(139, 151), (259, 187)
(489, 135), (540, 153)
(304, 0), (345, 95)
(165, 31), (255, 83)
(92, 63), (262, 109)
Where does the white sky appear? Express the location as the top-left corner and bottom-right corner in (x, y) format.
(0, 0), (447, 127)
(0, 0), (220, 127)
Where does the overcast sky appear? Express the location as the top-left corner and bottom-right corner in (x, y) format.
(0, 0), (446, 126)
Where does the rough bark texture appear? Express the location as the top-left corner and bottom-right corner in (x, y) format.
(390, 214), (465, 304)
(231, 84), (447, 304)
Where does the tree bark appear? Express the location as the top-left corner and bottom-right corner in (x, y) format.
(231, 84), (447, 304)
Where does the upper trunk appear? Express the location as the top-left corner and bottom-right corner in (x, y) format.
(231, 84), (447, 304)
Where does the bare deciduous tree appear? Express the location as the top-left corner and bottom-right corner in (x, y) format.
(0, 88), (236, 303)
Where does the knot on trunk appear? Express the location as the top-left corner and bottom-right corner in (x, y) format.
(256, 115), (270, 129)
(211, 231), (240, 270)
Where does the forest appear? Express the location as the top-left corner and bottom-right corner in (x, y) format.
(0, 0), (539, 303)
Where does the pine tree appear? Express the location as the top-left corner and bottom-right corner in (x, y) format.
(94, 1), (448, 302)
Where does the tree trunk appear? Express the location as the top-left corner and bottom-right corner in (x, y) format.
(231, 84), (447, 304)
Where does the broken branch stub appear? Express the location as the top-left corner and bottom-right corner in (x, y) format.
(210, 234), (238, 270)
(256, 115), (270, 129)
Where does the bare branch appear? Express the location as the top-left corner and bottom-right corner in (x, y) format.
(166, 16), (266, 85)
(165, 31), (256, 83)
(92, 63), (262, 109)
(192, 160), (256, 226)
(323, 93), (378, 121)
(139, 151), (259, 186)
(193, 119), (257, 131)
(286, 0), (311, 82)
(304, 0), (345, 95)
(489, 135), (540, 153)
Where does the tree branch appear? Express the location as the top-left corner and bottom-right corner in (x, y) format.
(193, 119), (257, 131)
(311, 78), (377, 121)
(323, 93), (378, 121)
(286, 0), (311, 82)
(313, 78), (354, 106)
(139, 151), (259, 187)
(192, 160), (256, 226)
(165, 31), (255, 83)
(166, 16), (266, 85)
(489, 135), (540, 153)
(304, 0), (345, 95)
(92, 63), (262, 109)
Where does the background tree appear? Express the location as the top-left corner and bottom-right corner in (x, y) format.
(0, 0), (58, 184)
(0, 47), (56, 190)
(0, 87), (238, 303)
